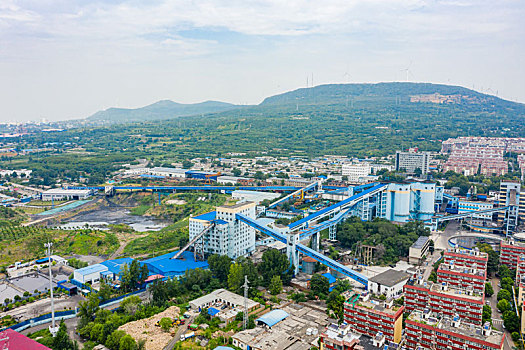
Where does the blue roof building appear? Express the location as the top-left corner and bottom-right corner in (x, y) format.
(142, 251), (209, 278)
(256, 309), (289, 328)
(101, 258), (134, 276)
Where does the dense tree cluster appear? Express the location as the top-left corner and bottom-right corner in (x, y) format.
(337, 217), (430, 264)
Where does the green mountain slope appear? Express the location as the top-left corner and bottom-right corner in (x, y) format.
(88, 100), (238, 123)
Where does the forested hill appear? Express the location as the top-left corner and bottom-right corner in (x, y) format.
(261, 82), (524, 112)
(88, 100), (238, 123)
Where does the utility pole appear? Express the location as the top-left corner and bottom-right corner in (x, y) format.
(45, 242), (58, 337)
(243, 275), (249, 330)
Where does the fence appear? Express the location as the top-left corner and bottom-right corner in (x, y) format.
(0, 288), (147, 333)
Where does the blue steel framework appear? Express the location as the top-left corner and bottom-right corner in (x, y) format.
(235, 213), (369, 287)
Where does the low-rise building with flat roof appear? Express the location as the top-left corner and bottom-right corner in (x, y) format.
(189, 289), (259, 312)
(368, 269), (410, 298)
(42, 188), (93, 201)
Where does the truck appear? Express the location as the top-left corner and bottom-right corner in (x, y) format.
(180, 331), (195, 341)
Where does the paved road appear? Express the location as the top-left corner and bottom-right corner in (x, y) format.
(163, 314), (195, 350)
(488, 277), (515, 350)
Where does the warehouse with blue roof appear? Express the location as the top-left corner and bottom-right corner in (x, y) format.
(142, 250), (209, 278)
(73, 258), (135, 284)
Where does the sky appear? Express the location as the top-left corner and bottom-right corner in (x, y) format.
(1, 0), (524, 122)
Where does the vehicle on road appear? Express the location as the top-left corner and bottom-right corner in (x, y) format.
(180, 331), (195, 341)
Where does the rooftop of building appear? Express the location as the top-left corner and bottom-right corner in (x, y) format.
(437, 263), (486, 278)
(0, 329), (51, 349)
(407, 310), (504, 346)
(445, 247), (488, 259)
(218, 201), (255, 209)
(100, 257), (134, 275)
(74, 263), (108, 276)
(142, 250), (209, 275)
(190, 288), (259, 310)
(429, 282), (483, 300)
(346, 293), (402, 315)
(369, 269), (410, 287)
(191, 211), (216, 221)
(411, 236), (430, 249)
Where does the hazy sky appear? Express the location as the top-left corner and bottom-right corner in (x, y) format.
(1, 0), (524, 122)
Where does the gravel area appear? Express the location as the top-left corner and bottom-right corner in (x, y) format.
(118, 306), (180, 350)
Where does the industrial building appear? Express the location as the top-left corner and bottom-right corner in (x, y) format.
(189, 288), (260, 312)
(148, 167), (187, 178)
(188, 202), (256, 259)
(231, 190), (280, 204)
(498, 181), (524, 230)
(367, 269), (410, 298)
(395, 149), (431, 174)
(72, 258), (133, 284)
(142, 251), (208, 278)
(41, 188), (93, 201)
(343, 292), (404, 344)
(379, 181), (436, 223)
(405, 310), (504, 350)
(458, 200), (494, 219)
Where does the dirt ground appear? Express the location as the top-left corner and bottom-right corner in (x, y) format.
(118, 305), (180, 350)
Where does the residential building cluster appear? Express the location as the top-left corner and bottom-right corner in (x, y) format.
(441, 136), (525, 176)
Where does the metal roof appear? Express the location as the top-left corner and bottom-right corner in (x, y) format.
(192, 211), (216, 221)
(74, 263), (108, 276)
(100, 258), (133, 275)
(256, 309), (289, 328)
(411, 236), (430, 249)
(369, 269), (410, 287)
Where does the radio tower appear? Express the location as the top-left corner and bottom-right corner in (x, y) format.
(45, 242), (58, 337)
(243, 276), (249, 330)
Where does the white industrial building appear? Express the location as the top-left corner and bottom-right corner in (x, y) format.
(217, 176), (249, 184)
(189, 288), (260, 312)
(188, 202), (257, 259)
(368, 269), (410, 298)
(231, 190), (280, 204)
(149, 167), (187, 178)
(41, 188), (93, 201)
(458, 200), (494, 219)
(379, 181), (436, 223)
(73, 264), (108, 284)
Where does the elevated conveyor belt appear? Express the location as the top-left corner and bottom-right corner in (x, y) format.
(268, 182), (318, 209)
(298, 205), (355, 240)
(296, 244), (368, 286)
(426, 206), (511, 223)
(289, 183), (387, 231)
(235, 213), (368, 286)
(235, 214), (287, 243)
(171, 223), (215, 260)
(67, 185), (302, 192)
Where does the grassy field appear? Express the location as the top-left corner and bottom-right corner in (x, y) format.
(0, 221), (119, 266)
(124, 192), (231, 257)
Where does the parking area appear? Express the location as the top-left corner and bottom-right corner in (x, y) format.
(9, 273), (56, 293)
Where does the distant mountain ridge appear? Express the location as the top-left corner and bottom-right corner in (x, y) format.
(88, 100), (238, 123)
(260, 82), (522, 110)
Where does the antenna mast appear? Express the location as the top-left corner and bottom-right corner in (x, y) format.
(45, 242), (58, 337)
(243, 275), (249, 330)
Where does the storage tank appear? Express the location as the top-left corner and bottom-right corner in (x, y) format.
(418, 183), (436, 216)
(391, 184), (410, 222)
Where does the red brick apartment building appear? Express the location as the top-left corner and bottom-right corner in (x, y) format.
(500, 240), (525, 268)
(404, 280), (484, 325)
(343, 292), (404, 344)
(405, 309), (505, 350)
(436, 263), (486, 294)
(443, 247), (488, 270)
